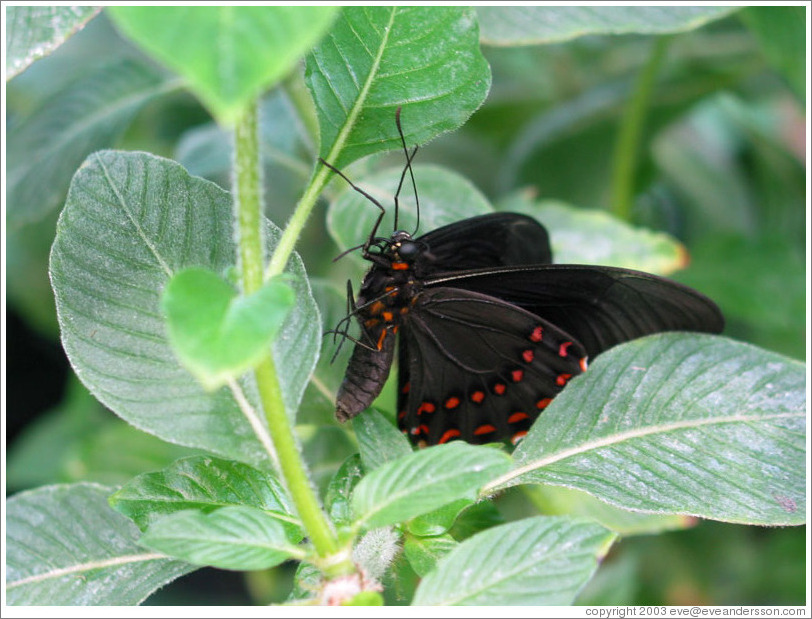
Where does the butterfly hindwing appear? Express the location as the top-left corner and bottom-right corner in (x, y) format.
(397, 287), (587, 446)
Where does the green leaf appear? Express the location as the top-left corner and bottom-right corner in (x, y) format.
(7, 59), (172, 228)
(498, 195), (687, 275)
(403, 534), (458, 577)
(498, 334), (806, 526)
(351, 443), (511, 529)
(107, 6), (339, 125)
(109, 456), (299, 535)
(478, 6), (738, 46)
(327, 164), (493, 257)
(162, 268), (294, 390)
(407, 499), (472, 537)
(413, 516), (616, 605)
(353, 409), (413, 472)
(324, 454), (365, 527)
(739, 7), (805, 101)
(5, 483), (194, 606)
(306, 6), (491, 168)
(5, 6), (100, 78)
(50, 151), (320, 467)
(139, 506), (303, 571)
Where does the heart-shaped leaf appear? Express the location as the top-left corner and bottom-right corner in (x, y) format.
(108, 6), (338, 125)
(162, 268), (294, 390)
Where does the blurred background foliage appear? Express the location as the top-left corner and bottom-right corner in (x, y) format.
(5, 7), (806, 606)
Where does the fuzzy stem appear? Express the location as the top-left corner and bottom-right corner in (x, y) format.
(232, 102), (353, 576)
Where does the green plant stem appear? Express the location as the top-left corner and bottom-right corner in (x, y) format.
(233, 102), (354, 578)
(609, 35), (672, 221)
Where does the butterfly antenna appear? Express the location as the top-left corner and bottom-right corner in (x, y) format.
(320, 157), (386, 253)
(394, 107), (421, 235)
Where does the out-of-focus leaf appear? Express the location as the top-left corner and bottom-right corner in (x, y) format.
(108, 6), (339, 125)
(5, 6), (101, 78)
(324, 454), (364, 527)
(739, 6), (805, 101)
(478, 6), (738, 46)
(6, 483), (194, 605)
(403, 534), (458, 577)
(353, 409), (412, 472)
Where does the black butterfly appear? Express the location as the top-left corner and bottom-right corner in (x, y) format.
(324, 112), (724, 447)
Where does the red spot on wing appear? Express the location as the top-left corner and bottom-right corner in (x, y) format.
(401, 381), (410, 394)
(493, 383), (506, 395)
(397, 410), (407, 420)
(471, 390), (485, 403)
(522, 349), (534, 363)
(558, 341), (573, 357)
(556, 373), (572, 386)
(536, 398), (552, 409)
(529, 326), (544, 342)
(508, 412), (529, 424)
(580, 357), (589, 372)
(417, 402), (436, 415)
(444, 397), (460, 409)
(474, 424), (497, 436)
(511, 369), (524, 383)
(438, 428), (461, 444)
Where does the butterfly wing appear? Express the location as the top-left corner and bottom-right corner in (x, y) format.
(397, 287), (587, 446)
(413, 212), (552, 276)
(425, 265), (724, 357)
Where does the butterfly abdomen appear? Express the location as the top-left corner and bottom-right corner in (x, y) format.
(335, 331), (396, 422)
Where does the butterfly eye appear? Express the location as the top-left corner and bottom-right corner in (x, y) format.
(397, 241), (419, 260)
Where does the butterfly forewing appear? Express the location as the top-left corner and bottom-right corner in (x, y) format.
(397, 287), (587, 446)
(425, 265), (724, 357)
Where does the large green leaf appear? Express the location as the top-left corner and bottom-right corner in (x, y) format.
(108, 6), (339, 125)
(306, 6), (491, 169)
(7, 59), (174, 228)
(139, 506), (303, 571)
(5, 6), (101, 78)
(493, 334), (806, 526)
(413, 516), (616, 605)
(109, 456), (299, 533)
(5, 483), (194, 605)
(478, 6), (738, 46)
(50, 151), (320, 468)
(353, 408), (412, 472)
(351, 443), (510, 529)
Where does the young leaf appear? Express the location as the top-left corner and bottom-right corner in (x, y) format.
(413, 516), (616, 605)
(477, 6), (738, 45)
(353, 409), (412, 472)
(139, 506), (303, 571)
(351, 443), (510, 529)
(306, 6), (491, 169)
(497, 334), (806, 526)
(7, 59), (172, 228)
(403, 534), (458, 577)
(324, 454), (365, 527)
(5, 6), (100, 78)
(50, 151), (320, 468)
(407, 499), (472, 537)
(5, 483), (194, 606)
(107, 6), (339, 125)
(327, 164), (493, 258)
(109, 456), (299, 534)
(162, 268), (294, 390)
